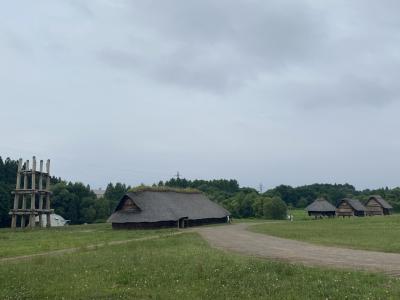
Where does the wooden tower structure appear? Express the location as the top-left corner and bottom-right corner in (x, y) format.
(9, 156), (54, 228)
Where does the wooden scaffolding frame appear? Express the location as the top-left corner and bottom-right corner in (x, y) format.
(9, 156), (54, 228)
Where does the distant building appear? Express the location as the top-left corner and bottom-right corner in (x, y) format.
(35, 214), (69, 227)
(365, 195), (393, 216)
(93, 188), (105, 199)
(336, 198), (366, 217)
(305, 198), (336, 218)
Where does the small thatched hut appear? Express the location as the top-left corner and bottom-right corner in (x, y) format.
(107, 189), (230, 229)
(365, 195), (393, 216)
(336, 198), (366, 217)
(305, 198), (336, 218)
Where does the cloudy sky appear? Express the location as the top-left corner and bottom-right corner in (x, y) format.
(1, 1), (400, 190)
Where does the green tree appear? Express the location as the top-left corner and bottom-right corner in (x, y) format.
(104, 183), (129, 213)
(263, 197), (287, 220)
(93, 197), (110, 222)
(0, 182), (12, 227)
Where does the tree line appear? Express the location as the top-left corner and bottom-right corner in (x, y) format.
(262, 183), (400, 211)
(162, 178), (287, 219)
(1, 156), (400, 227)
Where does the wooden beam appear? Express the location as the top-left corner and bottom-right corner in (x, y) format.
(46, 159), (51, 227)
(38, 160), (44, 227)
(21, 160), (29, 228)
(29, 156), (36, 228)
(11, 189), (52, 195)
(11, 159), (23, 229)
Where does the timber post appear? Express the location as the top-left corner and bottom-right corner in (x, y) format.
(45, 159), (51, 227)
(38, 160), (44, 227)
(11, 159), (23, 229)
(29, 156), (36, 228)
(21, 160), (29, 228)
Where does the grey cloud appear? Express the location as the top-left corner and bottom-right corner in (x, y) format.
(98, 0), (325, 92)
(277, 74), (399, 110)
(67, 0), (94, 17)
(2, 1), (400, 189)
(97, 48), (142, 70)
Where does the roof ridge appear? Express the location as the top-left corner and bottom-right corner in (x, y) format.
(128, 186), (202, 194)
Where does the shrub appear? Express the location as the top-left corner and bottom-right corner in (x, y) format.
(263, 197), (287, 220)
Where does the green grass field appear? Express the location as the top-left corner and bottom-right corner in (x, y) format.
(0, 223), (175, 258)
(288, 208), (310, 221)
(231, 209), (309, 224)
(251, 214), (400, 253)
(231, 218), (270, 224)
(1, 226), (400, 299)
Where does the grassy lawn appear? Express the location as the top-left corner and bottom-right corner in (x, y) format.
(1, 230), (400, 299)
(250, 214), (400, 253)
(231, 218), (271, 224)
(288, 208), (309, 221)
(0, 223), (175, 258)
(232, 209), (309, 224)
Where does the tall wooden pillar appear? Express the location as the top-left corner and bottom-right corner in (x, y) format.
(38, 160), (44, 227)
(21, 160), (29, 228)
(29, 156), (36, 228)
(11, 159), (23, 229)
(45, 159), (51, 227)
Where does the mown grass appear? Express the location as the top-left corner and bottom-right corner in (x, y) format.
(0, 223), (175, 258)
(1, 232), (400, 299)
(231, 218), (270, 224)
(288, 208), (309, 221)
(232, 209), (308, 224)
(251, 214), (400, 253)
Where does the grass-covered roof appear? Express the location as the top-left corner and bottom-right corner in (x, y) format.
(128, 186), (201, 194)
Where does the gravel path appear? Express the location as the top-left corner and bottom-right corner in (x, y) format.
(194, 223), (400, 276)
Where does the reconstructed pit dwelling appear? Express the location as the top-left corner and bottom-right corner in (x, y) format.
(365, 195), (393, 216)
(305, 197), (336, 218)
(306, 196), (393, 218)
(108, 189), (230, 229)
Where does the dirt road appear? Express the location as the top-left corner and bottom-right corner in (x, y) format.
(194, 223), (400, 276)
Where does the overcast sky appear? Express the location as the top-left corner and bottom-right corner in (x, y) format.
(1, 1), (400, 190)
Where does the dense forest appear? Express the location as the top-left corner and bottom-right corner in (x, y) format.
(1, 156), (400, 227)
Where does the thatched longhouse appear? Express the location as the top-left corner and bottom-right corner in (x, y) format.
(365, 195), (393, 216)
(108, 190), (230, 229)
(336, 198), (366, 217)
(305, 198), (336, 218)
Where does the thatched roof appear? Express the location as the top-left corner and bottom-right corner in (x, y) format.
(305, 198), (336, 212)
(108, 191), (230, 224)
(368, 195), (393, 209)
(338, 198), (366, 211)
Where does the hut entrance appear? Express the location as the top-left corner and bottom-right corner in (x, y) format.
(178, 217), (188, 228)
